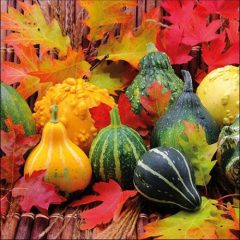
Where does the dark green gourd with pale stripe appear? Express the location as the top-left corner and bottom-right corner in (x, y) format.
(89, 107), (147, 189)
(133, 147), (201, 211)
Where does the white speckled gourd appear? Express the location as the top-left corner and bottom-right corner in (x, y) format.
(197, 65), (239, 126)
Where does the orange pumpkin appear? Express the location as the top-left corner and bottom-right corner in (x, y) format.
(33, 78), (115, 153)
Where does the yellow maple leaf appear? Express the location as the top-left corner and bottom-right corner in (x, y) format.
(78, 0), (136, 40)
(1, 2), (70, 56)
(97, 8), (160, 68)
(141, 197), (238, 240)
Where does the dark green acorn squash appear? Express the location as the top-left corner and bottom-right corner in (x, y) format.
(217, 116), (239, 189)
(133, 147), (201, 211)
(126, 43), (183, 114)
(89, 107), (147, 189)
(151, 70), (219, 149)
(1, 82), (36, 135)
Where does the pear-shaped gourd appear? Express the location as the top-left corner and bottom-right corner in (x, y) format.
(133, 147), (201, 211)
(89, 107), (147, 189)
(24, 105), (92, 193)
(151, 70), (219, 149)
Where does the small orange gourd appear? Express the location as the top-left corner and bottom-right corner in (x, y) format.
(24, 105), (92, 193)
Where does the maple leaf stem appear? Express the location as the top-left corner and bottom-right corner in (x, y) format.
(145, 20), (169, 28)
(88, 54), (109, 73)
(217, 194), (240, 202)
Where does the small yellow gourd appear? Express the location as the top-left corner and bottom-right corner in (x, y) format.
(24, 105), (92, 193)
(33, 78), (115, 153)
(197, 65), (239, 127)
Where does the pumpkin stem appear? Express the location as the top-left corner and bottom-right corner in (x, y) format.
(147, 42), (158, 54)
(110, 107), (121, 127)
(181, 70), (193, 93)
(50, 104), (59, 123)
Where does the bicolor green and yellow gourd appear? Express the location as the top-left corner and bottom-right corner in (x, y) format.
(89, 107), (147, 189)
(33, 78), (115, 153)
(1, 82), (36, 135)
(126, 43), (183, 114)
(197, 65), (239, 127)
(24, 105), (92, 193)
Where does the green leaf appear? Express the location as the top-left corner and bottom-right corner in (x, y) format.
(142, 197), (238, 239)
(178, 121), (217, 186)
(89, 61), (136, 95)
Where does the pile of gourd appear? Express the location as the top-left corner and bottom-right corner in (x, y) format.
(1, 46), (239, 211)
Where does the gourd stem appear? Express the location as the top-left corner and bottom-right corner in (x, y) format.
(147, 42), (158, 54)
(110, 107), (121, 127)
(181, 70), (193, 92)
(50, 104), (59, 123)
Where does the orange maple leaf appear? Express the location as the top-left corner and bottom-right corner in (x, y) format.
(140, 81), (171, 122)
(30, 48), (91, 84)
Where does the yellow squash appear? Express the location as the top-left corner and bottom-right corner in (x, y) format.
(197, 65), (239, 127)
(24, 105), (92, 193)
(33, 78), (115, 153)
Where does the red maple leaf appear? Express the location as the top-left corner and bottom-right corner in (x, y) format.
(0, 116), (39, 183)
(70, 179), (137, 230)
(140, 81), (171, 122)
(160, 0), (196, 27)
(202, 32), (239, 72)
(156, 26), (193, 64)
(226, 20), (239, 45)
(118, 94), (153, 137)
(160, 0), (222, 46)
(12, 170), (66, 213)
(195, 68), (208, 84)
(89, 94), (152, 136)
(199, 0), (239, 19)
(89, 103), (112, 131)
(182, 15), (222, 46)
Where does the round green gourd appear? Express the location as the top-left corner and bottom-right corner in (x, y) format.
(151, 70), (219, 148)
(217, 115), (239, 189)
(133, 147), (201, 211)
(126, 43), (183, 114)
(1, 82), (36, 135)
(89, 107), (147, 189)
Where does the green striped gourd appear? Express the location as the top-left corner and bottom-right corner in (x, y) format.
(133, 147), (201, 211)
(126, 43), (183, 114)
(217, 115), (239, 189)
(1, 82), (36, 135)
(89, 107), (147, 189)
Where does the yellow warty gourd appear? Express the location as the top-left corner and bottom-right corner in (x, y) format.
(33, 78), (115, 153)
(24, 105), (92, 193)
(197, 65), (239, 127)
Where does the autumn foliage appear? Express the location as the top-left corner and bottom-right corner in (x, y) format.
(0, 0), (239, 237)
